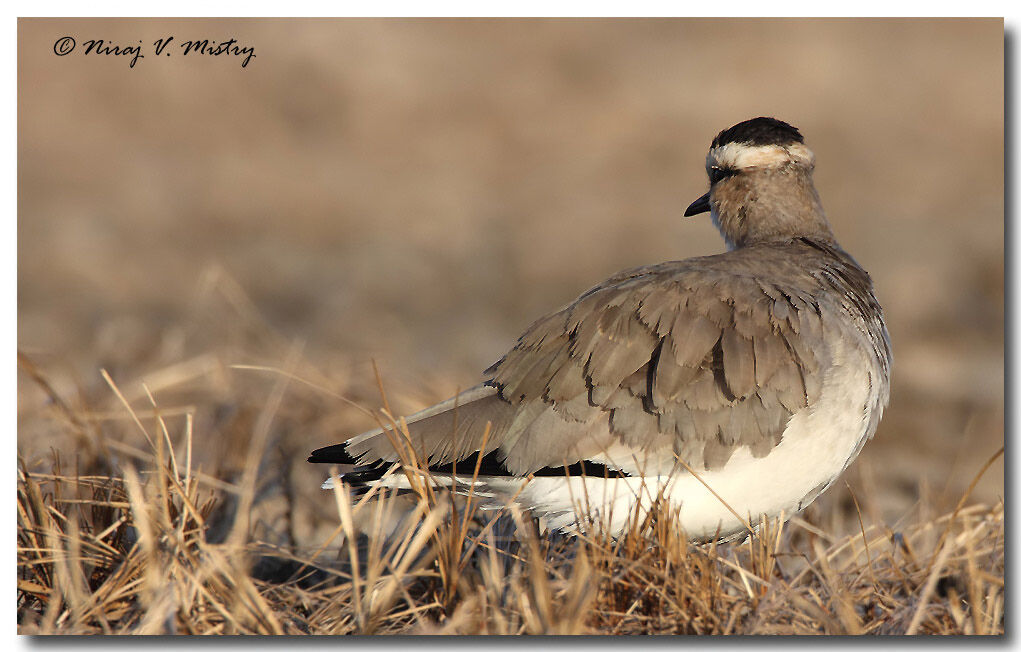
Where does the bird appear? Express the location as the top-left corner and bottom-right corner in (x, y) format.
(308, 117), (892, 541)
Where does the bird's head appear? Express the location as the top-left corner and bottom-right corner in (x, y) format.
(685, 117), (833, 249)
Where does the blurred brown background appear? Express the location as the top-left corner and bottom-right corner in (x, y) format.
(18, 19), (1003, 532)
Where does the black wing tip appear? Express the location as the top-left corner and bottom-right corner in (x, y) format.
(428, 450), (630, 479)
(309, 444), (631, 482)
(307, 442), (360, 465)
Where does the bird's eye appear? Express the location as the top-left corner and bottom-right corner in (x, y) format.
(709, 166), (737, 185)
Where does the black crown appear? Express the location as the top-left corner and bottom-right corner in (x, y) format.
(711, 117), (804, 149)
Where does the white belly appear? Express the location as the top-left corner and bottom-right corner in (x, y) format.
(667, 341), (877, 538)
(485, 336), (880, 539)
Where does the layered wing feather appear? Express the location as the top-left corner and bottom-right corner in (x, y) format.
(332, 239), (890, 476)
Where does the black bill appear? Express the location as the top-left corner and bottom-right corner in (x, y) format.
(684, 192), (711, 217)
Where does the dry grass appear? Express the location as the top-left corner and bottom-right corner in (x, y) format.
(17, 345), (1004, 636)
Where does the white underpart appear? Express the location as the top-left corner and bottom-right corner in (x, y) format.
(324, 336), (881, 540)
(662, 335), (879, 539)
(709, 142), (815, 171)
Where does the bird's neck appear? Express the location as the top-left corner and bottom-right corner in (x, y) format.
(711, 167), (836, 250)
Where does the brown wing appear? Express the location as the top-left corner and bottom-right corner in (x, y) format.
(484, 257), (831, 473)
(342, 243), (873, 476)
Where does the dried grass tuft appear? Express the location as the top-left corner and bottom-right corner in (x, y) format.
(17, 348), (1004, 635)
